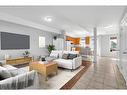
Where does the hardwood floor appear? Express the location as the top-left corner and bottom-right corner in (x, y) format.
(60, 60), (91, 89)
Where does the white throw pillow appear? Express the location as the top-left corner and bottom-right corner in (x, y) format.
(50, 51), (59, 58)
(0, 66), (7, 71)
(58, 51), (63, 58)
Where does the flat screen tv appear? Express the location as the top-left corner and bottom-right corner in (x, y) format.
(1, 32), (30, 50)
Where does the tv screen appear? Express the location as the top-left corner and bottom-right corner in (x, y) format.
(1, 32), (30, 50)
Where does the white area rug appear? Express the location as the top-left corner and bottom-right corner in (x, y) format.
(21, 66), (84, 89)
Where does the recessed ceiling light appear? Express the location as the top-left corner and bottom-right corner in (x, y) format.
(44, 16), (53, 22)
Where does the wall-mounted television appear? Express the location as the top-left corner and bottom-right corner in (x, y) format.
(0, 32), (30, 50)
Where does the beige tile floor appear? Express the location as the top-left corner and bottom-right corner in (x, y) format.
(72, 57), (127, 89)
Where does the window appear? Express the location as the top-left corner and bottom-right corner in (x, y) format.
(39, 36), (45, 48)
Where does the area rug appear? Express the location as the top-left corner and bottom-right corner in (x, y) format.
(21, 66), (84, 89)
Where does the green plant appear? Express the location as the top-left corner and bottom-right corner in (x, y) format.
(23, 51), (30, 57)
(47, 44), (55, 53)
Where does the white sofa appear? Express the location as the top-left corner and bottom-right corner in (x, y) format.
(0, 64), (38, 89)
(50, 50), (82, 70)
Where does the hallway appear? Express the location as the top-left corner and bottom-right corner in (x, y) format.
(72, 57), (127, 89)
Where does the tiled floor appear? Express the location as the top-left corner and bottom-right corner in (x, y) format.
(72, 57), (127, 89)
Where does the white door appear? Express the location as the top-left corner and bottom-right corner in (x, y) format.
(53, 38), (64, 50)
(119, 26), (127, 84)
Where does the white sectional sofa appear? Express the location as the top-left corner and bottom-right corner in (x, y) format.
(48, 50), (82, 70)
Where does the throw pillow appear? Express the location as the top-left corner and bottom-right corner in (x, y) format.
(62, 54), (69, 59)
(58, 51), (63, 58)
(41, 57), (46, 61)
(0, 76), (5, 80)
(50, 51), (59, 58)
(0, 66), (12, 79)
(0, 62), (3, 66)
(0, 60), (6, 66)
(68, 54), (77, 59)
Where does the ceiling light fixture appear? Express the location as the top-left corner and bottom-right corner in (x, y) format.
(44, 16), (53, 22)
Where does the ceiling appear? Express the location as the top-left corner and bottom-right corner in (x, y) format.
(0, 6), (126, 37)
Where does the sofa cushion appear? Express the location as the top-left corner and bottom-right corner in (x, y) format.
(2, 65), (17, 71)
(62, 54), (69, 59)
(68, 54), (77, 59)
(45, 56), (56, 61)
(58, 51), (63, 58)
(0, 60), (6, 66)
(54, 59), (73, 69)
(0, 66), (12, 79)
(50, 51), (59, 58)
(9, 67), (28, 77)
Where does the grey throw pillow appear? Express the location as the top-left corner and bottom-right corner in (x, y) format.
(0, 76), (5, 80)
(0, 60), (6, 66)
(62, 54), (69, 59)
(0, 66), (12, 79)
(0, 62), (3, 66)
(68, 54), (77, 59)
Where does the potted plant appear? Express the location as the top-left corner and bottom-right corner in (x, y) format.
(47, 44), (55, 53)
(23, 51), (30, 57)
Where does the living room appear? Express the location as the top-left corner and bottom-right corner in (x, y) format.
(0, 22), (84, 89)
(0, 5), (127, 90)
(0, 6), (87, 89)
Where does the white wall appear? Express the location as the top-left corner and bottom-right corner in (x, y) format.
(0, 20), (56, 60)
(97, 34), (119, 58)
(119, 26), (127, 85)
